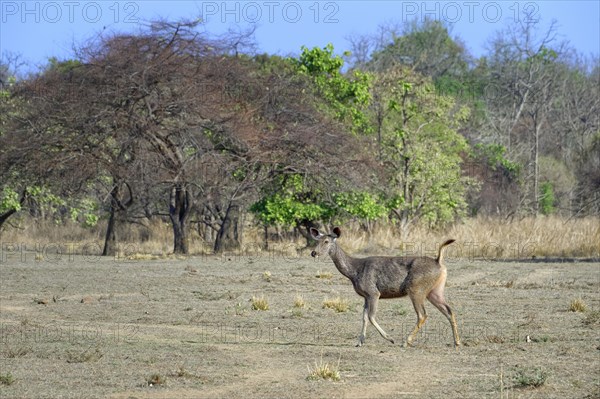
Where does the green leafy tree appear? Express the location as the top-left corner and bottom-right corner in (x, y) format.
(295, 44), (372, 134)
(367, 18), (469, 80)
(332, 191), (386, 231)
(250, 174), (332, 228)
(474, 143), (521, 179)
(375, 67), (471, 239)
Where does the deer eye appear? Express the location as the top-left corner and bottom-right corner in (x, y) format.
(324, 240), (329, 244)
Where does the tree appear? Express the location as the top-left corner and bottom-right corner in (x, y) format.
(483, 13), (568, 215)
(0, 58), (96, 233)
(241, 50), (380, 247)
(361, 18), (470, 81)
(574, 133), (600, 215)
(295, 44), (372, 134)
(5, 21), (251, 254)
(374, 67), (471, 239)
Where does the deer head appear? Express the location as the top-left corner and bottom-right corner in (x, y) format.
(310, 227), (342, 258)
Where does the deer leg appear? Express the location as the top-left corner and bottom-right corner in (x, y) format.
(405, 293), (427, 347)
(366, 296), (395, 344)
(357, 298), (369, 347)
(427, 290), (461, 348)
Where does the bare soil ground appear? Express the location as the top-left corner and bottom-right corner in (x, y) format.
(0, 250), (598, 398)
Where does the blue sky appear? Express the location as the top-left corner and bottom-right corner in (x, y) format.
(1, 1), (599, 73)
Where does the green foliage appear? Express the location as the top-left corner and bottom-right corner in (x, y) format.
(69, 198), (100, 228)
(369, 19), (468, 79)
(538, 155), (576, 201)
(1, 186), (67, 217)
(0, 187), (21, 214)
(473, 143), (521, 178)
(376, 68), (472, 232)
(512, 366), (549, 388)
(332, 191), (386, 221)
(47, 57), (82, 73)
(250, 193), (330, 227)
(250, 175), (331, 227)
(0, 77), (24, 137)
(27, 186), (66, 211)
(1, 185), (99, 228)
(295, 44), (372, 133)
(539, 182), (556, 215)
(526, 46), (558, 66)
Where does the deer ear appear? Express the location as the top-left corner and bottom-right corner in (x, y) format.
(309, 228), (321, 239)
(332, 227), (341, 238)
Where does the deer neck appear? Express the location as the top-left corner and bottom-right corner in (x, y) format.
(329, 244), (358, 280)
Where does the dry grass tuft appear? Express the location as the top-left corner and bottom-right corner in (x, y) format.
(569, 298), (587, 313)
(251, 295), (269, 311)
(262, 271), (272, 282)
(293, 294), (306, 308)
(307, 354), (341, 382)
(322, 296), (350, 313)
(315, 270), (333, 279)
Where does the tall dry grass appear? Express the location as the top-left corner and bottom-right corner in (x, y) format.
(0, 218), (210, 258)
(1, 215), (598, 259)
(340, 216), (599, 260)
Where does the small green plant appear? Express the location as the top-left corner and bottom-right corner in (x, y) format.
(0, 372), (16, 386)
(539, 181), (556, 216)
(147, 373), (166, 387)
(512, 366), (549, 388)
(322, 296), (349, 313)
(531, 335), (553, 343)
(307, 354), (341, 382)
(392, 304), (408, 316)
(251, 295), (269, 311)
(569, 297), (587, 312)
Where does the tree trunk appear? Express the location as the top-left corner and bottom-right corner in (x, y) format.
(262, 225), (269, 250)
(170, 185), (191, 254)
(102, 206), (118, 256)
(296, 220), (321, 248)
(533, 119), (540, 216)
(214, 203), (241, 253)
(102, 183), (133, 256)
(0, 208), (18, 232)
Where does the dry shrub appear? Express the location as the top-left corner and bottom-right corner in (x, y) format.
(307, 354), (341, 382)
(569, 298), (587, 312)
(322, 297), (349, 313)
(251, 295), (269, 311)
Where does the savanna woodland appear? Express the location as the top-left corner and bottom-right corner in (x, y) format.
(1, 16), (599, 258)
